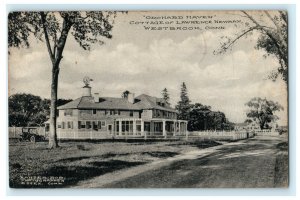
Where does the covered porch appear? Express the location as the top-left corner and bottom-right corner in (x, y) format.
(114, 118), (188, 138)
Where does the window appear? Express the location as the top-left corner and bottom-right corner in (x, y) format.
(101, 121), (106, 127)
(64, 109), (72, 116)
(57, 122), (61, 129)
(157, 110), (161, 117)
(80, 110), (92, 115)
(116, 121), (119, 132)
(110, 110), (113, 115)
(129, 121), (133, 133)
(61, 122), (65, 129)
(136, 121), (141, 132)
(78, 121), (86, 129)
(98, 121), (102, 129)
(93, 121), (98, 131)
(67, 121), (73, 129)
(93, 109), (97, 115)
(86, 121), (91, 129)
(130, 111), (133, 117)
(118, 110), (121, 115)
(122, 121), (126, 132)
(144, 122), (150, 131)
(105, 110), (108, 115)
(113, 110), (119, 115)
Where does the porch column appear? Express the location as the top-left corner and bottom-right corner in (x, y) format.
(185, 122), (189, 140)
(141, 120), (145, 137)
(150, 121), (154, 136)
(163, 120), (166, 139)
(118, 119), (122, 135)
(178, 121), (181, 135)
(133, 119), (137, 135)
(173, 121), (176, 136)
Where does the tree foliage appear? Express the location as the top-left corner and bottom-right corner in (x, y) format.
(9, 93), (72, 127)
(9, 93), (48, 127)
(161, 88), (170, 105)
(8, 11), (119, 148)
(215, 11), (288, 83)
(175, 82), (191, 120)
(188, 103), (234, 131)
(245, 97), (283, 129)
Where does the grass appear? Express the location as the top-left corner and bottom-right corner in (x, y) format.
(9, 139), (220, 188)
(274, 141), (289, 187)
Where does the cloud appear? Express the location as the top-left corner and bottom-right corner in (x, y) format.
(8, 20), (287, 125)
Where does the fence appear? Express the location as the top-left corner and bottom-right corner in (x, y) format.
(9, 127), (256, 141)
(9, 127), (46, 139)
(254, 129), (279, 136)
(186, 130), (255, 141)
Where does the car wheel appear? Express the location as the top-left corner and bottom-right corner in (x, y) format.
(30, 136), (36, 143)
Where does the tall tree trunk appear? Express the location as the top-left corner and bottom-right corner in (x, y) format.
(44, 15), (71, 149)
(48, 65), (59, 148)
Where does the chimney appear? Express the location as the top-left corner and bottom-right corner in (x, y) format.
(94, 93), (100, 103)
(127, 93), (135, 104)
(82, 85), (91, 97)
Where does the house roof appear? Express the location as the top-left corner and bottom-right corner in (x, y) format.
(135, 94), (178, 113)
(57, 94), (178, 113)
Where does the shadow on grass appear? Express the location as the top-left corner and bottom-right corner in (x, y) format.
(141, 151), (179, 158)
(10, 160), (146, 188)
(276, 142), (288, 151)
(56, 153), (132, 163)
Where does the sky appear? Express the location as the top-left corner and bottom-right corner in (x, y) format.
(8, 11), (288, 125)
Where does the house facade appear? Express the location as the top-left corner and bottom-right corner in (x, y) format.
(51, 84), (187, 139)
(234, 120), (260, 131)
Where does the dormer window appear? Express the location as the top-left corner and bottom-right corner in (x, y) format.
(99, 98), (106, 103)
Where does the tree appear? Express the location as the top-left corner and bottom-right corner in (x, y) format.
(121, 90), (130, 99)
(9, 93), (73, 127)
(245, 97), (283, 129)
(188, 103), (211, 131)
(9, 93), (47, 127)
(161, 88), (170, 105)
(175, 82), (191, 120)
(215, 11), (288, 83)
(188, 103), (234, 131)
(8, 11), (118, 148)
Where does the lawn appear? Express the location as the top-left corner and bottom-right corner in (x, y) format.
(9, 139), (221, 188)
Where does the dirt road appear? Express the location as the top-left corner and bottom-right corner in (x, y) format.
(93, 135), (288, 188)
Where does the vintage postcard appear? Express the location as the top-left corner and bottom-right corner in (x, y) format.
(8, 10), (288, 188)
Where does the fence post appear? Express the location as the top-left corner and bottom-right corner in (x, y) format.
(14, 126), (16, 138)
(185, 130), (189, 141)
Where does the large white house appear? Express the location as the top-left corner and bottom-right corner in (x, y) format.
(49, 83), (188, 140)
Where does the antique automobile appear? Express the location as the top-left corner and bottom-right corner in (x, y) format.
(19, 127), (46, 142)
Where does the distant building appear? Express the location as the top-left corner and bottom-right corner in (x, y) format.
(234, 120), (260, 131)
(48, 83), (187, 139)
